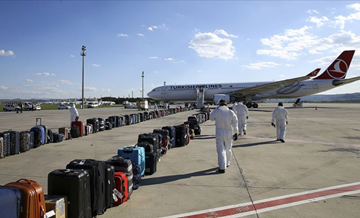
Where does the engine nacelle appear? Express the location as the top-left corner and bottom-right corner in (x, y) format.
(213, 94), (230, 104)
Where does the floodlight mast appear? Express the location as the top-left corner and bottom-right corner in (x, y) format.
(142, 71), (144, 100)
(81, 45), (86, 109)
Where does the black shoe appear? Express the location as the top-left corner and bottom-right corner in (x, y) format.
(243, 130), (246, 135)
(217, 168), (225, 173)
(276, 139), (280, 141)
(280, 139), (285, 143)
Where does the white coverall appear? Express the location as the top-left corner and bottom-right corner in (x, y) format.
(69, 104), (79, 126)
(210, 106), (239, 170)
(233, 102), (249, 135)
(271, 106), (288, 140)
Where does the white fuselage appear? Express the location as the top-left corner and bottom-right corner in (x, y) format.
(147, 79), (336, 102)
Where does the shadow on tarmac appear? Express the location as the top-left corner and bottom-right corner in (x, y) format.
(233, 140), (276, 148)
(194, 135), (215, 140)
(142, 167), (219, 186)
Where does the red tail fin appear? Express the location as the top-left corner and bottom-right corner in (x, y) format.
(314, 50), (355, 80)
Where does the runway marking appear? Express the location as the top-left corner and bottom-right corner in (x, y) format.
(163, 182), (360, 218)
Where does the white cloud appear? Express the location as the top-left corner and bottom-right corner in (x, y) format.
(0, 86), (9, 90)
(26, 79), (33, 83)
(43, 72), (50, 76)
(34, 73), (42, 76)
(149, 56), (160, 59)
(70, 55), (75, 58)
(308, 16), (329, 27)
(58, 80), (74, 85)
(101, 88), (111, 92)
(34, 72), (55, 76)
(214, 29), (238, 38)
(137, 33), (144, 37)
(148, 24), (166, 31)
(334, 3), (360, 29)
(165, 58), (174, 61)
(117, 33), (129, 37)
(189, 32), (235, 60)
(243, 62), (280, 70)
(0, 49), (15, 57)
(285, 64), (294, 67)
(307, 9), (319, 15)
(92, 64), (100, 67)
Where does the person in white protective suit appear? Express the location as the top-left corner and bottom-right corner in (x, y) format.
(271, 102), (289, 143)
(210, 99), (239, 173)
(69, 104), (79, 126)
(154, 103), (158, 112)
(233, 101), (249, 135)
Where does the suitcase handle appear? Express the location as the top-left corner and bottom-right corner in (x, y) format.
(17, 178), (34, 184)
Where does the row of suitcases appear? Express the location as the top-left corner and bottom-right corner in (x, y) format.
(0, 108), (204, 217)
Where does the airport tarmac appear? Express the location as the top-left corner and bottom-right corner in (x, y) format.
(1, 103), (360, 218)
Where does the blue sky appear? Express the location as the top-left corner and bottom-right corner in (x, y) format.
(1, 1), (360, 100)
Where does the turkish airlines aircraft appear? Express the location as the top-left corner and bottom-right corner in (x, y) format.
(147, 50), (358, 108)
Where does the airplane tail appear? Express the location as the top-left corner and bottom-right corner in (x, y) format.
(313, 50), (355, 80)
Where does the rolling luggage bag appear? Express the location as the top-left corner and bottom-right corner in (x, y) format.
(47, 129), (54, 143)
(0, 137), (4, 158)
(175, 124), (187, 147)
(162, 126), (176, 148)
(118, 146), (145, 176)
(105, 165), (115, 208)
(31, 126), (45, 147)
(137, 141), (155, 153)
(48, 169), (92, 218)
(106, 156), (133, 197)
(29, 131), (34, 149)
(71, 121), (84, 137)
(98, 118), (105, 131)
(137, 133), (161, 156)
(58, 127), (70, 140)
(0, 186), (21, 218)
(53, 133), (65, 143)
(152, 132), (166, 155)
(66, 159), (106, 216)
(113, 172), (129, 206)
(6, 131), (20, 155)
(5, 179), (46, 218)
(145, 152), (158, 175)
(153, 129), (171, 151)
(71, 126), (80, 138)
(20, 131), (31, 152)
(108, 116), (117, 128)
(86, 118), (99, 133)
(0, 132), (10, 156)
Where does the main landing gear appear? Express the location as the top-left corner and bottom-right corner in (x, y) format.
(245, 102), (258, 108)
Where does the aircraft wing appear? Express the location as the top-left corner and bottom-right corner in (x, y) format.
(332, 76), (360, 86)
(228, 68), (321, 97)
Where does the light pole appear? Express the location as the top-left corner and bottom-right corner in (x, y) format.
(141, 71), (144, 100)
(81, 45), (86, 109)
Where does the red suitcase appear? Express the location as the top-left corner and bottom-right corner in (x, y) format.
(113, 172), (129, 206)
(71, 121), (83, 137)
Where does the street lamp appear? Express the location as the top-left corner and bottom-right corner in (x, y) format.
(81, 45), (86, 109)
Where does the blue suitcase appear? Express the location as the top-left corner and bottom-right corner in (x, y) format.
(118, 146), (145, 176)
(30, 126), (45, 147)
(0, 186), (21, 218)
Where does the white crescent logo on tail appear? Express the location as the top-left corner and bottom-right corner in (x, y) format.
(327, 59), (348, 79)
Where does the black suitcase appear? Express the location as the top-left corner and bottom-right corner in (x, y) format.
(153, 129), (171, 150)
(124, 115), (131, 125)
(175, 124), (187, 147)
(0, 132), (10, 156)
(20, 131), (31, 152)
(138, 133), (160, 152)
(53, 133), (65, 143)
(66, 159), (107, 216)
(71, 126), (80, 138)
(48, 169), (92, 218)
(6, 131), (20, 155)
(86, 118), (99, 133)
(98, 118), (105, 131)
(108, 116), (117, 128)
(137, 141), (155, 153)
(145, 152), (158, 175)
(47, 129), (54, 143)
(105, 165), (115, 208)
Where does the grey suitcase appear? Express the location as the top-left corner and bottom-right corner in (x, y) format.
(0, 133), (10, 156)
(20, 131), (31, 152)
(0, 137), (4, 158)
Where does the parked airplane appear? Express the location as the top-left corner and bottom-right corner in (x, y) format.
(147, 50), (358, 108)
